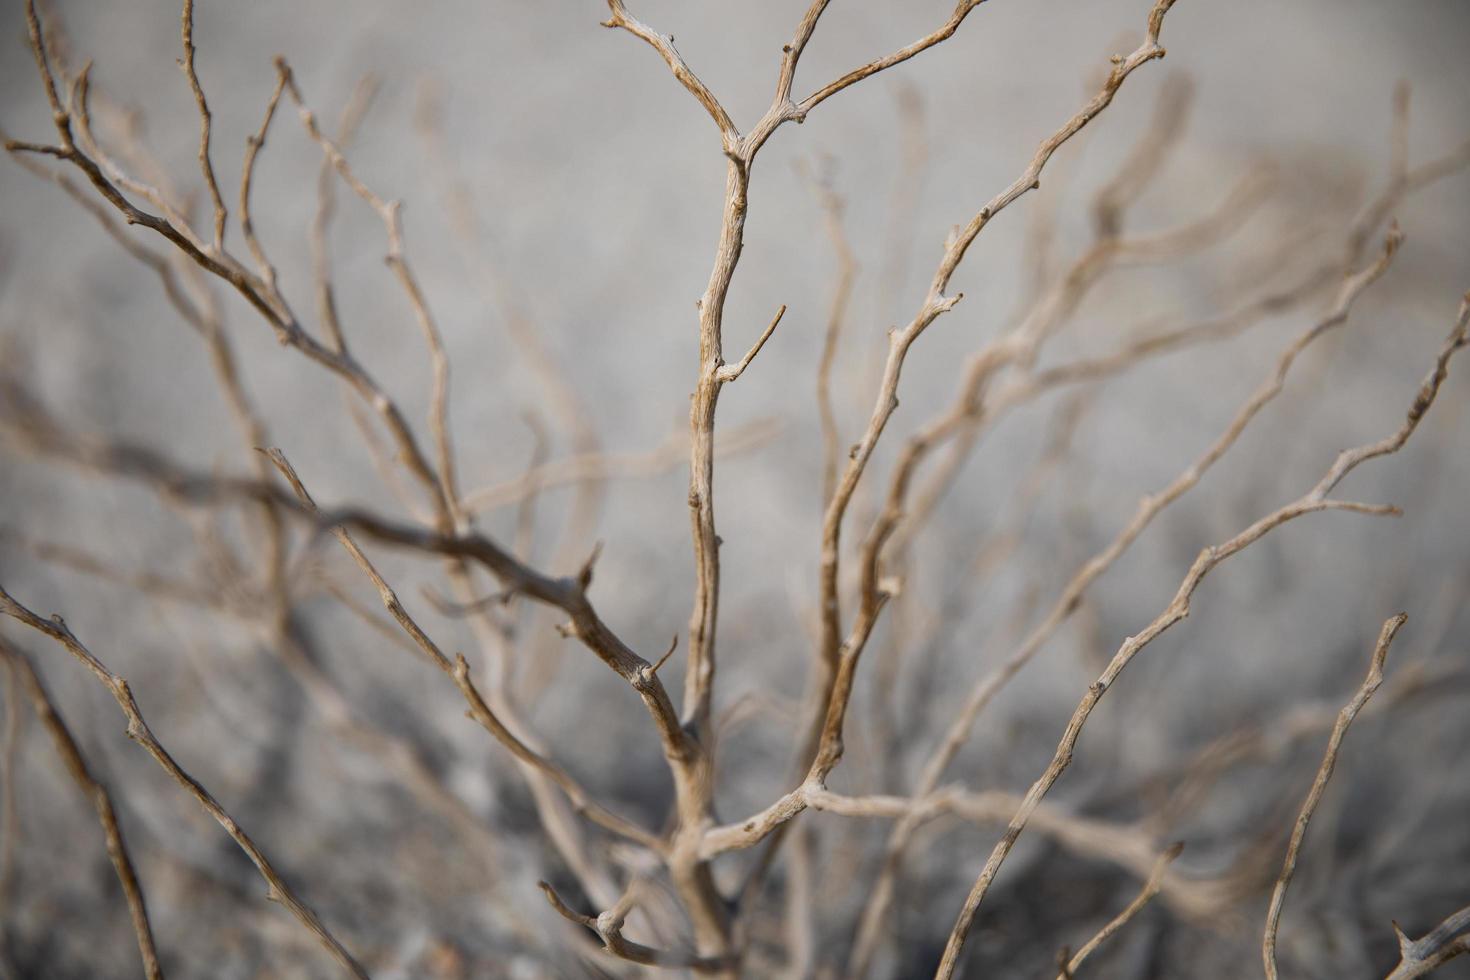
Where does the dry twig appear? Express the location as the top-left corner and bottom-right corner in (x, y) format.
(0, 589), (368, 978)
(934, 294), (1470, 978)
(1058, 842), (1183, 979)
(1262, 614), (1407, 979)
(0, 638), (164, 980)
(1386, 904), (1470, 980)
(5, 0), (1467, 974)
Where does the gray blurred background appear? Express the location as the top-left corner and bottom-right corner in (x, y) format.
(2, 1), (1469, 977)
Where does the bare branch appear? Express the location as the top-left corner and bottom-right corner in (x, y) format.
(650, 634), (680, 676)
(1091, 73), (1194, 238)
(7, 2), (1466, 974)
(594, 0), (1027, 955)
(11, 4), (458, 539)
(278, 60), (463, 521)
(803, 165), (859, 505)
(0, 588), (368, 978)
(179, 0), (227, 252)
(539, 880), (737, 973)
(812, 1), (1184, 783)
(238, 67), (289, 290)
(715, 304), (786, 384)
(601, 1), (738, 146)
(935, 293), (1470, 979)
(9, 532), (232, 612)
(1263, 614), (1408, 980)
(0, 639), (164, 980)
(1387, 905), (1470, 980)
(459, 418), (779, 516)
(843, 227), (1399, 977)
(0, 386), (704, 791)
(261, 449), (664, 853)
(1058, 842), (1183, 979)
(798, 1), (991, 117)
(310, 73), (379, 354)
(933, 233), (1399, 783)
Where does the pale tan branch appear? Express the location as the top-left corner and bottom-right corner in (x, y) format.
(277, 60), (463, 522)
(855, 166), (1273, 657)
(1058, 842), (1183, 979)
(9, 23), (276, 333)
(798, 1), (990, 117)
(934, 293), (1470, 978)
(539, 880), (737, 973)
(22, 0), (63, 119)
(601, 1), (738, 146)
(769, 113), (1465, 961)
(889, 163), (1275, 556)
(1263, 614), (1407, 980)
(812, 2), (1182, 782)
(709, 786), (1224, 918)
(928, 0), (1179, 297)
(921, 232), (1400, 812)
(66, 71), (207, 248)
(715, 305), (786, 384)
(594, 0), (1018, 957)
(314, 573), (428, 659)
(1007, 262), (1338, 398)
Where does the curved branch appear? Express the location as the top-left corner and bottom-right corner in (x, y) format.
(1263, 614), (1407, 979)
(1059, 842), (1183, 979)
(0, 589), (368, 978)
(539, 880), (737, 973)
(602, 1), (738, 146)
(799, 0), (990, 115)
(935, 293), (1470, 979)
(0, 639), (164, 980)
(1387, 905), (1470, 980)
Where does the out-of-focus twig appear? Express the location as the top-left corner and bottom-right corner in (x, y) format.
(1057, 842), (1183, 979)
(0, 638), (164, 980)
(937, 293), (1470, 977)
(0, 588), (368, 978)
